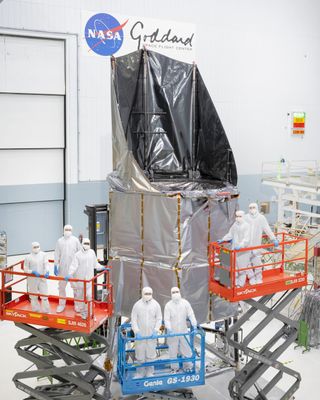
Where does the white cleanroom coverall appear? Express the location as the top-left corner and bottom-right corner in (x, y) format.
(24, 246), (50, 313)
(54, 228), (81, 310)
(131, 287), (162, 378)
(164, 287), (197, 371)
(68, 244), (99, 318)
(245, 203), (277, 284)
(222, 211), (251, 287)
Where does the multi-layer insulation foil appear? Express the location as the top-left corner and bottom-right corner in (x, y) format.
(108, 49), (239, 322)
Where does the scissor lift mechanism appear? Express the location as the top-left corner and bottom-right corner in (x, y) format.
(209, 233), (308, 400)
(13, 322), (115, 400)
(1, 260), (223, 400)
(0, 232), (309, 400)
(0, 261), (117, 400)
(227, 290), (302, 400)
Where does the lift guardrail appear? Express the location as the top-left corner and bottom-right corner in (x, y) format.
(117, 322), (206, 395)
(0, 259), (113, 334)
(209, 232), (308, 301)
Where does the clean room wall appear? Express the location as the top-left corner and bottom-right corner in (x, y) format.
(0, 0), (319, 252)
(0, 34), (67, 254)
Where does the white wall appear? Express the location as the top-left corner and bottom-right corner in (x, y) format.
(0, 0), (319, 179)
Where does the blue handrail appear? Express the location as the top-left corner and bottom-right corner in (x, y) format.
(117, 322), (206, 395)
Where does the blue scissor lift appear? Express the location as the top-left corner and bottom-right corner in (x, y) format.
(117, 323), (206, 398)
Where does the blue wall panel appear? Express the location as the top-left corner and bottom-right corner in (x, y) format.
(0, 183), (64, 204)
(0, 200), (63, 255)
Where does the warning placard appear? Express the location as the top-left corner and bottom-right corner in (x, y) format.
(292, 112), (305, 135)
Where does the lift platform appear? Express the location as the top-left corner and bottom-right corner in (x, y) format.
(208, 233), (309, 400)
(0, 259), (117, 400)
(209, 232), (308, 302)
(0, 260), (113, 334)
(117, 323), (206, 396)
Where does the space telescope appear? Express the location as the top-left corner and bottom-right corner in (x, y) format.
(108, 48), (239, 321)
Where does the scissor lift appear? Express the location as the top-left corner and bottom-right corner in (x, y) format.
(209, 233), (308, 400)
(0, 260), (116, 400)
(117, 323), (206, 398)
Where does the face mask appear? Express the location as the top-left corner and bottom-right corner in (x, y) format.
(83, 244), (90, 251)
(32, 247), (40, 254)
(235, 216), (242, 224)
(172, 292), (181, 302)
(64, 230), (72, 238)
(143, 294), (152, 302)
(249, 208), (258, 216)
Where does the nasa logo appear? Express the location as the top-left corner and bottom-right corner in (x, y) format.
(85, 13), (128, 56)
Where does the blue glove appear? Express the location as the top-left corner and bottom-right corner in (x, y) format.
(217, 239), (223, 244)
(31, 270), (40, 277)
(135, 332), (142, 339)
(104, 267), (111, 271)
(54, 265), (59, 276)
(274, 240), (279, 247)
(44, 271), (50, 279)
(65, 274), (71, 282)
(152, 330), (158, 338)
(235, 246), (241, 250)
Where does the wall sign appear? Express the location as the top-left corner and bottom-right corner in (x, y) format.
(82, 12), (196, 63)
(291, 112), (306, 136)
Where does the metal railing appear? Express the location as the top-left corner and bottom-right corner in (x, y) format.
(208, 233), (308, 300)
(117, 322), (206, 395)
(0, 259), (113, 327)
(261, 160), (320, 188)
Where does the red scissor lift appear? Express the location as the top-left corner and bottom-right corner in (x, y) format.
(208, 233), (309, 400)
(0, 260), (116, 400)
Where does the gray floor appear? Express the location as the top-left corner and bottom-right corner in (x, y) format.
(110, 370), (286, 400)
(1, 254), (320, 399)
(193, 371), (286, 400)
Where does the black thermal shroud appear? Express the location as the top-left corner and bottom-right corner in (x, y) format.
(112, 49), (237, 186)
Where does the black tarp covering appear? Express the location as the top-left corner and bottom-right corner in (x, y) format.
(112, 49), (237, 186)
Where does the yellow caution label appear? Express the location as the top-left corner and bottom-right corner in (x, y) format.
(57, 318), (66, 324)
(29, 313), (42, 319)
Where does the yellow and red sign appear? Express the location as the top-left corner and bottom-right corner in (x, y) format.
(292, 112), (305, 135)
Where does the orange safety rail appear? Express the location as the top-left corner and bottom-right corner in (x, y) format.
(208, 232), (308, 302)
(0, 260), (113, 334)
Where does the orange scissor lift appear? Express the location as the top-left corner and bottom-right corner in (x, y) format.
(208, 233), (308, 400)
(0, 260), (116, 400)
